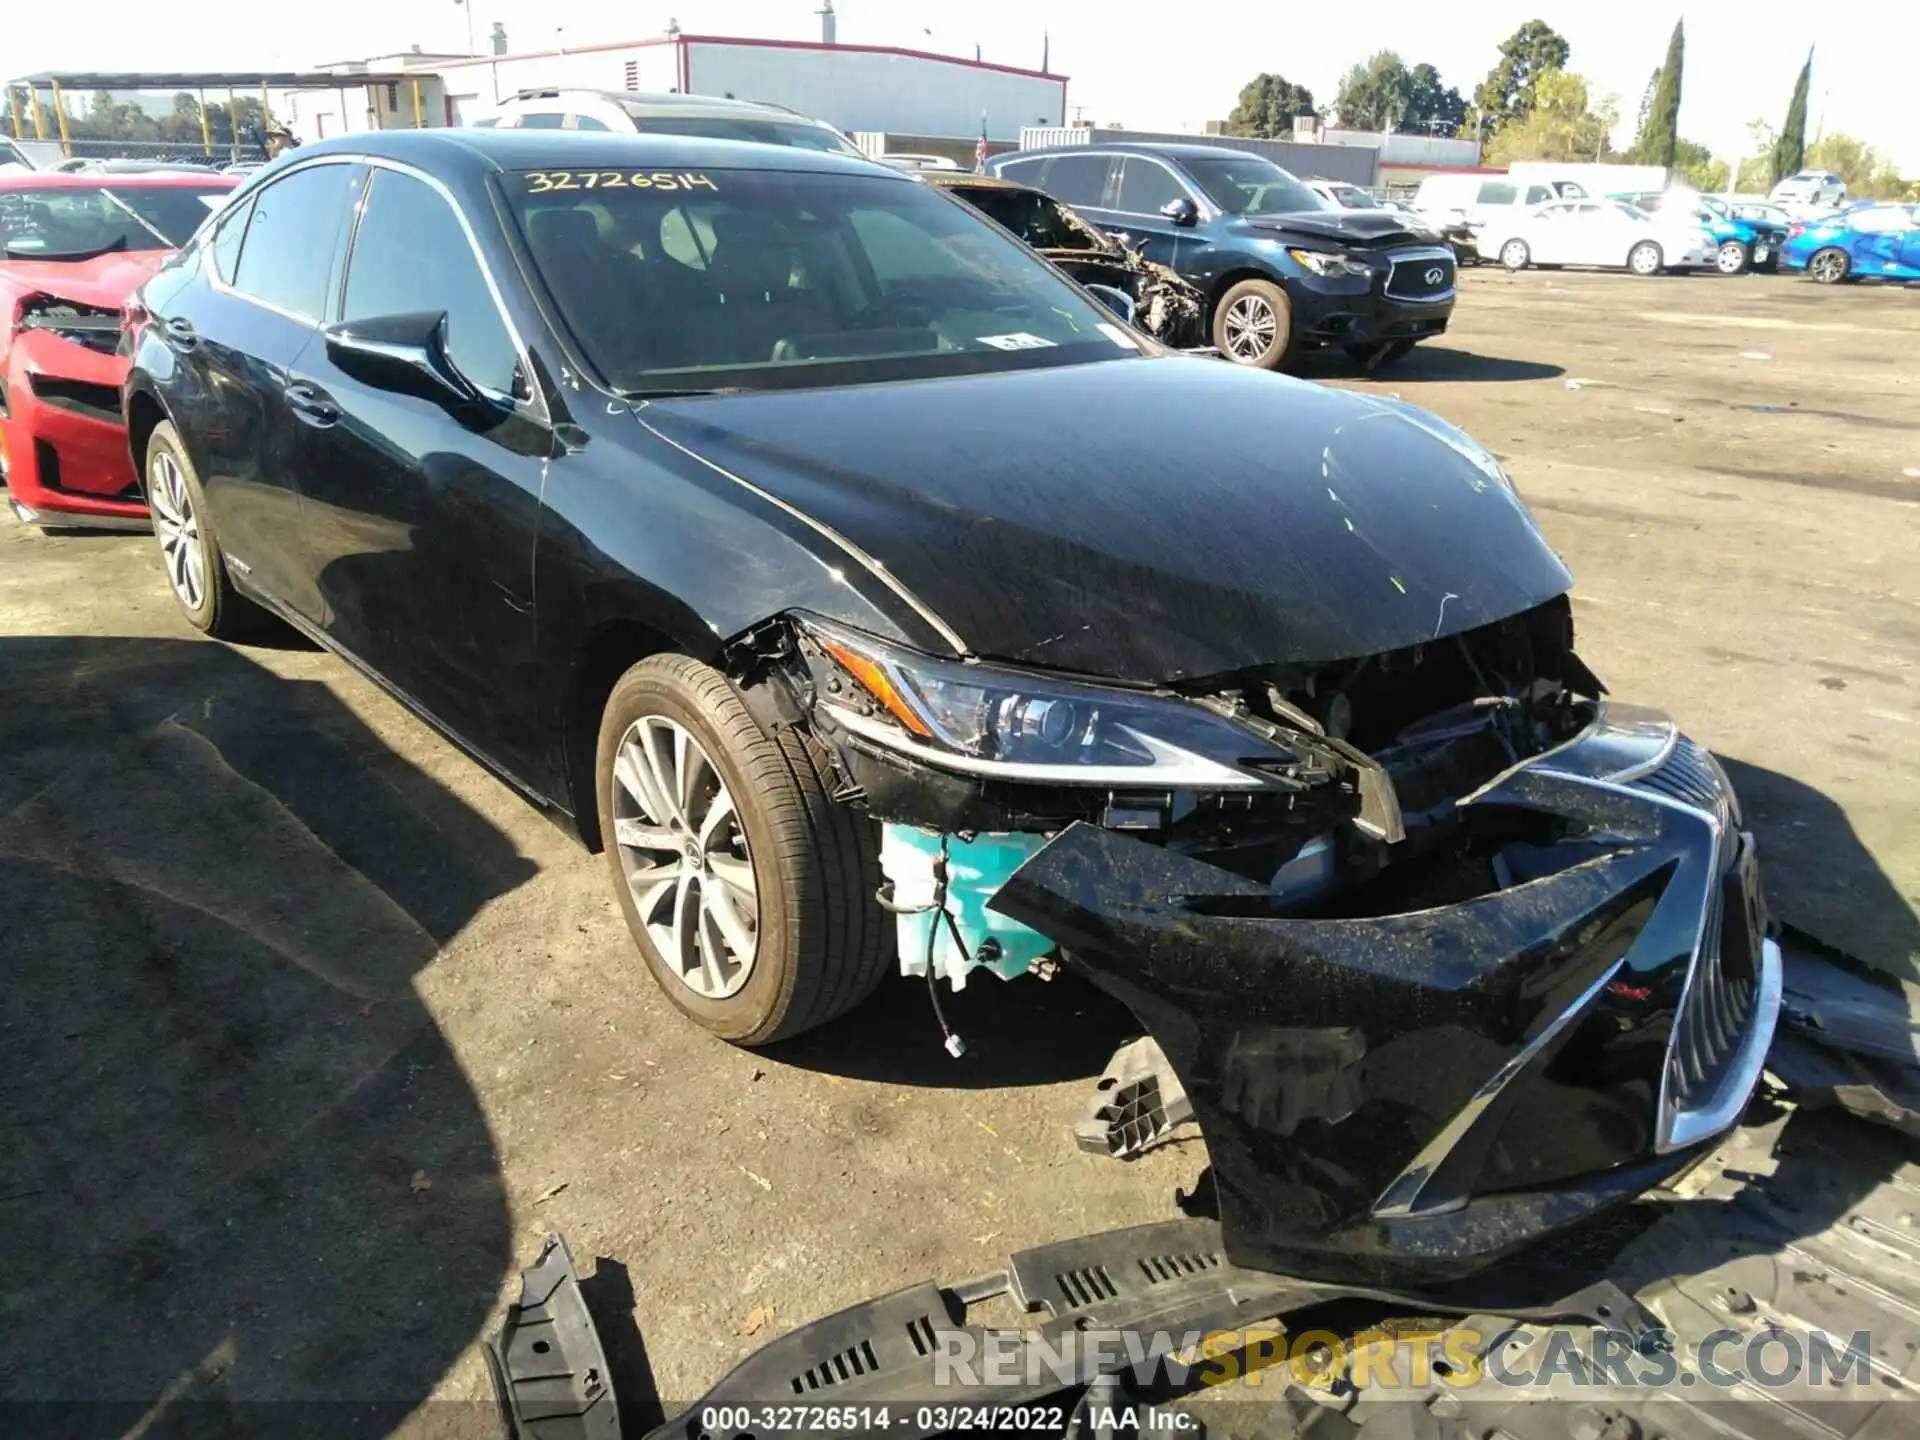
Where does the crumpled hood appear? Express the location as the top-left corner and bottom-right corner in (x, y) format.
(638, 358), (1572, 681)
(0, 249), (166, 310)
(1238, 209), (1427, 249)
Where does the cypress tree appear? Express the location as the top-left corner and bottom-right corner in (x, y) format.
(1771, 50), (1812, 185)
(1636, 22), (1684, 169)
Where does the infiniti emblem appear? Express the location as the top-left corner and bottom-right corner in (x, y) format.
(1424, 266), (1446, 285)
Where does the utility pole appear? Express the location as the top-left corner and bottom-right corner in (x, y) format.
(455, 0), (476, 56)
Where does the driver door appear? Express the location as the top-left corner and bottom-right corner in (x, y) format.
(282, 163), (552, 780)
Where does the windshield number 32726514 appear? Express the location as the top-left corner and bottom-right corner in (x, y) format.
(522, 170), (719, 193)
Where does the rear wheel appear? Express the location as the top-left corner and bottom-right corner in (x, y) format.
(1499, 238), (1531, 271)
(596, 653), (889, 1046)
(1212, 279), (1293, 370)
(1716, 239), (1750, 275)
(1808, 248), (1851, 285)
(1628, 241), (1665, 276)
(143, 421), (268, 639)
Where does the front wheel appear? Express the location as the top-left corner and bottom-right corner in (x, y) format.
(1808, 248), (1851, 285)
(596, 653), (889, 1046)
(1499, 238), (1531, 271)
(1716, 239), (1750, 275)
(1212, 278), (1294, 369)
(1628, 241), (1665, 276)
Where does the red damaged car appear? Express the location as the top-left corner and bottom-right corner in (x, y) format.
(1, 171), (236, 528)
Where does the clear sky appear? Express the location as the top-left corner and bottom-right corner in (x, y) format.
(8, 2), (1916, 173)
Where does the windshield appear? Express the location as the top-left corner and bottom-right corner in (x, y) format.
(625, 113), (861, 156)
(1183, 156), (1321, 216)
(1327, 186), (1380, 209)
(0, 184), (229, 259)
(505, 167), (1134, 392)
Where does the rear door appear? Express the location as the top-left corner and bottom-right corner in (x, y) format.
(149, 159), (361, 618)
(282, 162), (552, 780)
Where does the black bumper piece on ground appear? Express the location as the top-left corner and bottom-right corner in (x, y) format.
(991, 704), (1782, 1286)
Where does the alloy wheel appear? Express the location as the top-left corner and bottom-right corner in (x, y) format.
(1222, 294), (1277, 363)
(1501, 240), (1529, 270)
(1629, 243), (1662, 277)
(1810, 250), (1848, 284)
(148, 450), (206, 611)
(1716, 241), (1747, 275)
(609, 715), (759, 999)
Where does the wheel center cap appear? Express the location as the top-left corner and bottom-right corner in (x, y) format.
(684, 841), (704, 866)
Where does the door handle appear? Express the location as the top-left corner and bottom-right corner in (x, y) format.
(163, 316), (197, 349)
(284, 382), (341, 427)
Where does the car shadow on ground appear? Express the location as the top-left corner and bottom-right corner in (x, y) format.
(0, 635), (536, 1437)
(1312, 345), (1566, 385)
(769, 966), (1142, 1089)
(1720, 755), (1919, 980)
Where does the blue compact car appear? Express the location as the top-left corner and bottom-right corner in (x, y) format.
(1613, 191), (1787, 274)
(1780, 204), (1920, 283)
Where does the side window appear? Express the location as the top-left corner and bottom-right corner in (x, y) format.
(231, 164), (356, 319)
(1477, 182), (1517, 205)
(568, 114), (611, 132)
(1524, 185), (1553, 205)
(1041, 155), (1112, 208)
(208, 194), (256, 283)
(517, 112), (566, 130)
(991, 157), (1044, 183)
(341, 168), (520, 397)
(1114, 159), (1186, 215)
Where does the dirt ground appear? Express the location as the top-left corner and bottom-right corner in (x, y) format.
(2, 266), (1915, 1435)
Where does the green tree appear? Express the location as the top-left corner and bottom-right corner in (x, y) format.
(1805, 133), (1914, 200)
(1336, 51), (1409, 130)
(1224, 73), (1316, 138)
(1673, 139), (1727, 191)
(1482, 69), (1617, 165)
(1631, 21), (1684, 168)
(1472, 20), (1571, 135)
(1634, 68), (1659, 141)
(1771, 49), (1811, 186)
(1404, 63), (1467, 134)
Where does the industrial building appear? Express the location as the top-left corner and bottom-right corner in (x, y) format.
(281, 26), (1067, 159)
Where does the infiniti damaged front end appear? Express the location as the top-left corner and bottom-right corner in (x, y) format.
(737, 588), (1778, 1286)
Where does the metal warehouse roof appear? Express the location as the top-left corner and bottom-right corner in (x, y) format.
(8, 71), (426, 91)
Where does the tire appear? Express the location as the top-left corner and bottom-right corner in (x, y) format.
(1808, 248), (1851, 285)
(595, 653), (888, 1046)
(1715, 240), (1750, 275)
(1499, 238), (1531, 271)
(1345, 339), (1416, 372)
(1212, 278), (1293, 370)
(141, 420), (267, 639)
(1628, 241), (1664, 276)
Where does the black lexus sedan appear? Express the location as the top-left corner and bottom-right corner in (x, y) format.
(123, 130), (1778, 1284)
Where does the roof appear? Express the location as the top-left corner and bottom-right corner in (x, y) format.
(287, 127), (902, 178)
(433, 33), (1069, 84)
(0, 172), (239, 191)
(500, 90), (831, 124)
(922, 173), (1034, 193)
(1007, 141), (1265, 163)
(8, 69), (426, 90)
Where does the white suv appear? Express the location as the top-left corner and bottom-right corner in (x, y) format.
(1770, 170), (1847, 209)
(480, 89), (861, 156)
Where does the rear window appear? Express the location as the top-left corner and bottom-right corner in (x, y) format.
(0, 183), (230, 260)
(505, 166), (1129, 393)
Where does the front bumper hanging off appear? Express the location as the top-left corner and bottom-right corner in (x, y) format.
(990, 703), (1782, 1286)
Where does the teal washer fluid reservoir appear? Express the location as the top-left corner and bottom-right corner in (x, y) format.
(879, 827), (1055, 988)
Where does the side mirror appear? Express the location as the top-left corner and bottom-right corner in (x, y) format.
(1081, 283), (1136, 326)
(323, 311), (483, 409)
(1160, 196), (1199, 228)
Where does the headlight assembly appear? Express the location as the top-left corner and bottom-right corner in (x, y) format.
(800, 619), (1303, 789)
(1287, 248), (1374, 279)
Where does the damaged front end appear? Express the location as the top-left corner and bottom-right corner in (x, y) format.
(1039, 246), (1206, 349)
(733, 596), (1780, 1284)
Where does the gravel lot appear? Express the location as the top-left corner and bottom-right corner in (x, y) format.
(2, 266), (1915, 1434)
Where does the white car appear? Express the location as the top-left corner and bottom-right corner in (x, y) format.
(479, 89), (861, 156)
(1482, 198), (1717, 276)
(1770, 170), (1846, 209)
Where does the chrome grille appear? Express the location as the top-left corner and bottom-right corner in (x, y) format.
(1386, 252), (1456, 301)
(1666, 865), (1759, 1112)
(1636, 734), (1724, 812)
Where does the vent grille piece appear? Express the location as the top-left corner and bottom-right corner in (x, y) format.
(1055, 1265), (1118, 1309)
(1138, 1251), (1223, 1285)
(789, 1338), (879, 1393)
